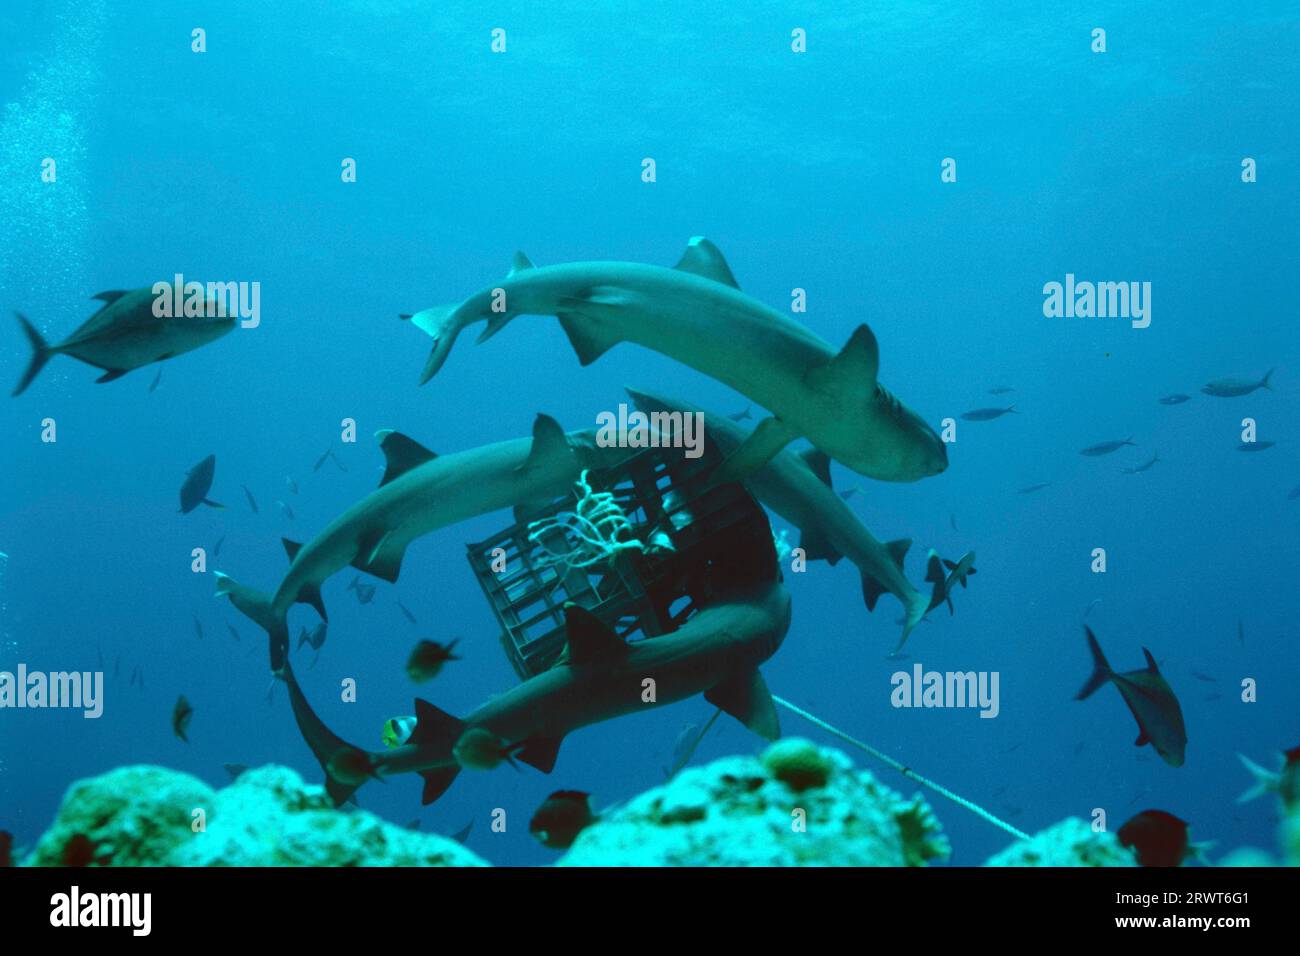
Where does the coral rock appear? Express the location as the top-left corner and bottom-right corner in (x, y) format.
(985, 817), (1136, 867)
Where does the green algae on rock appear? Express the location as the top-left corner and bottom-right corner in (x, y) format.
(24, 764), (487, 867)
(558, 738), (949, 866)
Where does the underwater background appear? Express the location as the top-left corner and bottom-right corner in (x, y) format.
(1, 2), (1297, 867)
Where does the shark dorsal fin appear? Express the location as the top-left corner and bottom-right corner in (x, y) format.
(673, 237), (740, 289)
(562, 604), (627, 664)
(519, 413), (571, 472)
(408, 698), (465, 750)
(705, 669), (780, 740)
(805, 324), (880, 394)
(509, 251), (535, 276)
(1142, 647), (1160, 673)
(91, 290), (129, 306)
(375, 430), (437, 486)
(282, 538), (304, 563)
(885, 538), (911, 570)
(798, 448), (834, 489)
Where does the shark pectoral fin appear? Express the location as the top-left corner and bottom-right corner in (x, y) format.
(672, 236), (740, 288)
(799, 527), (842, 565)
(375, 429), (437, 486)
(562, 604), (628, 663)
(297, 585), (327, 621)
(282, 538), (304, 563)
(95, 369), (129, 383)
(706, 669), (780, 740)
(711, 416), (799, 485)
(798, 448), (834, 488)
(804, 324), (880, 395)
(419, 767), (461, 805)
(885, 538), (911, 570)
(517, 413), (573, 474)
(861, 574), (888, 612)
(350, 530), (407, 583)
(556, 312), (620, 366)
(201, 498), (225, 510)
(516, 734), (564, 773)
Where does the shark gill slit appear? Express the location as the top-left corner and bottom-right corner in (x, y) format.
(772, 694), (1030, 842)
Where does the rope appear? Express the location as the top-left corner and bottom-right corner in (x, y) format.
(772, 694), (1030, 842)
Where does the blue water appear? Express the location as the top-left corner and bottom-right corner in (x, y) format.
(2, 3), (1297, 867)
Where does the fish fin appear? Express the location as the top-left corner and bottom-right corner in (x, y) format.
(281, 660), (371, 807)
(508, 251), (535, 276)
(1141, 647), (1161, 673)
(282, 538), (303, 563)
(798, 448), (834, 489)
(12, 312), (54, 396)
(804, 324), (879, 395)
(201, 498), (225, 510)
(213, 572), (289, 674)
(943, 559), (957, 570)
(1134, 730), (1150, 747)
(298, 584), (327, 622)
(95, 368), (129, 384)
(799, 527), (842, 565)
(861, 573), (888, 611)
(1260, 368), (1274, 390)
(516, 734), (564, 773)
(705, 669), (780, 740)
(562, 604), (627, 664)
(91, 290), (129, 305)
(711, 415), (799, 485)
(1075, 626), (1113, 700)
(672, 236), (740, 288)
(475, 310), (517, 344)
(517, 413), (572, 473)
(886, 538), (911, 570)
(408, 698), (466, 751)
(350, 530), (406, 583)
(556, 312), (620, 366)
(401, 304), (463, 384)
(1236, 754), (1280, 804)
(419, 767), (461, 805)
(923, 550), (945, 584)
(375, 430), (437, 486)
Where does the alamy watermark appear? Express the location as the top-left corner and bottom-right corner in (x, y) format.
(1042, 274), (1151, 329)
(595, 403), (705, 459)
(152, 273), (260, 328)
(891, 663), (999, 718)
(0, 664), (103, 718)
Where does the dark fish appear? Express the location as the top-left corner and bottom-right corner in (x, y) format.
(664, 709), (722, 779)
(1080, 438), (1136, 457)
(1121, 452), (1160, 475)
(1202, 369), (1273, 397)
(242, 484), (259, 513)
(406, 639), (460, 682)
(179, 454), (223, 513)
(450, 820), (474, 844)
(172, 695), (194, 742)
(1018, 482), (1051, 494)
(726, 406), (752, 422)
(223, 763), (248, 781)
(312, 448), (332, 472)
(62, 833), (96, 867)
(285, 476), (298, 495)
(277, 499), (295, 520)
(0, 830), (11, 867)
(11, 288), (235, 396)
(1076, 627), (1187, 767)
(148, 367), (163, 393)
(226, 623), (240, 642)
(1118, 810), (1201, 867)
(529, 790), (597, 850)
(1190, 670), (1217, 683)
(212, 535), (225, 557)
(960, 405), (1016, 422)
(988, 386), (1015, 395)
(1158, 394), (1190, 405)
(397, 602), (418, 625)
(192, 615), (204, 640)
(347, 575), (376, 605)
(1237, 441), (1275, 453)
(837, 484), (862, 501)
(297, 621), (328, 651)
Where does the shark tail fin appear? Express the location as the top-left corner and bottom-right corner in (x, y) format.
(1261, 368), (1275, 390)
(12, 312), (54, 397)
(1075, 626), (1113, 700)
(282, 659), (374, 807)
(1236, 753), (1280, 804)
(402, 304), (464, 384)
(894, 586), (931, 654)
(214, 572), (289, 674)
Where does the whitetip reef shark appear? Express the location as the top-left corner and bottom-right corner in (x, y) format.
(216, 414), (641, 673)
(402, 237), (948, 484)
(625, 387), (933, 648)
(284, 582), (792, 806)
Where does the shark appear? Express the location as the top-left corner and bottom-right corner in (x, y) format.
(285, 582), (792, 807)
(626, 387), (932, 648)
(402, 237), (948, 484)
(12, 287), (234, 396)
(215, 414), (640, 673)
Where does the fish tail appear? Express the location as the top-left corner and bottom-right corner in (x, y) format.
(1236, 753), (1279, 804)
(1075, 625), (1113, 700)
(1261, 367), (1274, 390)
(213, 572), (289, 674)
(12, 312), (54, 397)
(282, 659), (373, 808)
(401, 303), (466, 384)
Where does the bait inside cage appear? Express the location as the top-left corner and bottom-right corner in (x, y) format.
(466, 445), (776, 681)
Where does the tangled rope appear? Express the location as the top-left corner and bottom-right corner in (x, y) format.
(527, 470), (671, 574)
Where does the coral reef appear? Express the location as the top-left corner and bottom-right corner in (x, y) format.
(23, 764), (487, 867)
(984, 817), (1137, 867)
(558, 738), (949, 866)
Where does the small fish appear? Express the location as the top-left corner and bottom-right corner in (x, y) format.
(987, 386), (1015, 395)
(1190, 670), (1217, 683)
(1237, 441), (1275, 453)
(242, 485), (259, 513)
(450, 820), (474, 844)
(1202, 369), (1273, 397)
(726, 406), (753, 422)
(226, 623), (240, 642)
(1018, 482), (1051, 494)
(277, 499), (296, 520)
(212, 535), (225, 557)
(0, 830), (11, 867)
(347, 575), (376, 604)
(223, 763), (248, 781)
(1076, 627), (1187, 767)
(297, 621), (328, 651)
(179, 454), (223, 513)
(1158, 394), (1190, 405)
(1084, 598), (1102, 619)
(173, 695), (194, 742)
(312, 448), (332, 472)
(192, 615), (204, 641)
(397, 602), (418, 625)
(1080, 438), (1136, 457)
(148, 367), (163, 393)
(407, 639), (460, 682)
(1118, 810), (1208, 867)
(285, 475), (298, 495)
(529, 790), (597, 850)
(1122, 452), (1160, 475)
(381, 715), (418, 749)
(452, 728), (518, 771)
(960, 405), (1017, 422)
